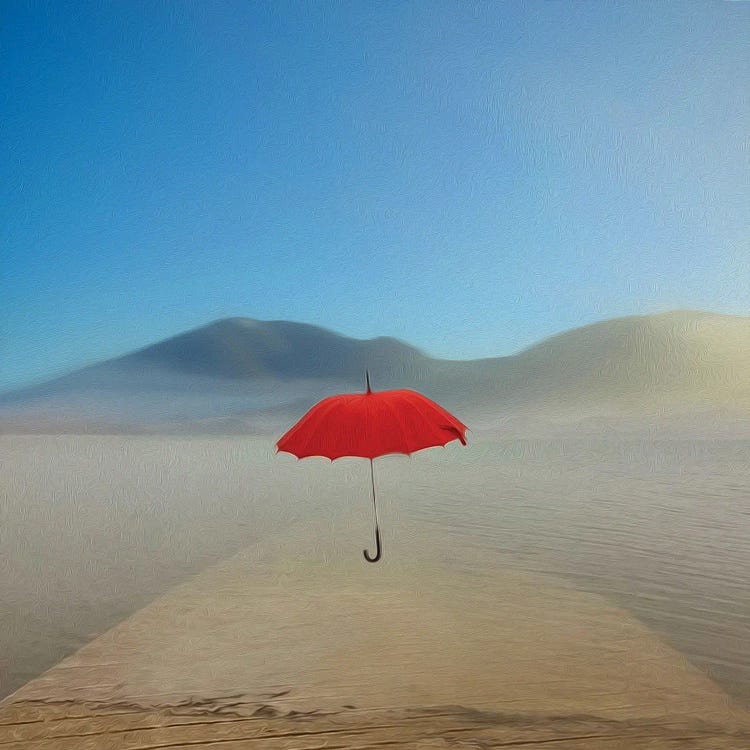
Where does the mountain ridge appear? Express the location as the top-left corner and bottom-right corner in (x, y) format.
(2, 309), (749, 433)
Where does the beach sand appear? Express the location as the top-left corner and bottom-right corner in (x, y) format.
(2, 521), (749, 749)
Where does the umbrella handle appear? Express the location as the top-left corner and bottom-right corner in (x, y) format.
(363, 458), (382, 563)
(363, 525), (381, 563)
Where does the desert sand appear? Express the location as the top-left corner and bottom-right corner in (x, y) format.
(3, 503), (750, 747)
(3, 432), (750, 747)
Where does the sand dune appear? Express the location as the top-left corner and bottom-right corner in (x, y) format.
(2, 310), (749, 433)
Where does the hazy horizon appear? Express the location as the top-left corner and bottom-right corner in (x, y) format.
(3, 307), (750, 396)
(2, 309), (749, 438)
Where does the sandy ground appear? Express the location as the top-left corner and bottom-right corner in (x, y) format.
(3, 523), (750, 749)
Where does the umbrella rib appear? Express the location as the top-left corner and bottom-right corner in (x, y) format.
(295, 398), (348, 458)
(401, 394), (448, 450)
(277, 396), (335, 447)
(383, 396), (416, 455)
(405, 393), (466, 446)
(399, 396), (433, 444)
(408, 389), (467, 432)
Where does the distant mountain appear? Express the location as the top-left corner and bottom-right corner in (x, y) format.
(119, 318), (426, 381)
(3, 318), (427, 394)
(0, 318), (432, 433)
(2, 311), (749, 433)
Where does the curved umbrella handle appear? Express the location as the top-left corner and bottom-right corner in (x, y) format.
(363, 525), (381, 563)
(363, 458), (382, 563)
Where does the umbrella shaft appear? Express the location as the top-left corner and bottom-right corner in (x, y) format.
(363, 458), (382, 563)
(369, 458), (379, 525)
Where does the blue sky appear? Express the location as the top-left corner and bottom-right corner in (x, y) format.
(2, 0), (748, 391)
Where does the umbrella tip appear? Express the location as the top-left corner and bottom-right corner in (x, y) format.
(365, 369), (372, 394)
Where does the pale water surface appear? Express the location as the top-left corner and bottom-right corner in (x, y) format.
(1, 433), (749, 705)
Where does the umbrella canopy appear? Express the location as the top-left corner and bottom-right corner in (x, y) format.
(276, 372), (467, 562)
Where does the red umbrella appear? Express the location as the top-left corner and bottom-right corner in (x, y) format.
(276, 372), (468, 562)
